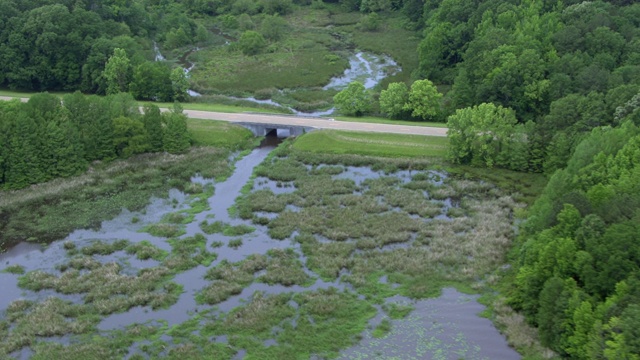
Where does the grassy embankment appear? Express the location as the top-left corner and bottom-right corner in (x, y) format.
(293, 130), (448, 158)
(333, 115), (448, 128)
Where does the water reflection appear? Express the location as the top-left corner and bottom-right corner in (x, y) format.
(339, 289), (521, 360)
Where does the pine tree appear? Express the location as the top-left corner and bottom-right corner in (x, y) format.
(113, 116), (148, 158)
(143, 104), (164, 152)
(85, 96), (115, 161)
(163, 104), (190, 154)
(42, 120), (87, 178)
(5, 114), (43, 188)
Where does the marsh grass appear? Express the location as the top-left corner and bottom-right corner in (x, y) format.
(199, 219), (225, 234)
(199, 220), (255, 236)
(235, 189), (294, 218)
(297, 234), (355, 280)
(18, 263), (180, 315)
(349, 15), (420, 86)
(197, 288), (375, 359)
(383, 303), (414, 319)
(2, 264), (25, 274)
(165, 233), (217, 270)
(0, 297), (97, 355)
(223, 224), (255, 236)
(260, 248), (312, 286)
(0, 147), (234, 248)
(372, 318), (392, 338)
(126, 241), (168, 261)
(2, 139), (540, 357)
(228, 238), (243, 249)
(80, 239), (129, 256)
(237, 146), (527, 309)
(142, 223), (185, 238)
(198, 255), (267, 305)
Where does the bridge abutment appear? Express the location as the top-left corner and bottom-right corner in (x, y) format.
(238, 122), (313, 138)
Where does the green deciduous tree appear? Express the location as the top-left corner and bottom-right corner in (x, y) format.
(112, 116), (148, 158)
(333, 81), (372, 116)
(239, 30), (266, 56)
(404, 79), (442, 121)
(130, 61), (173, 102)
(379, 82), (408, 119)
(260, 15), (288, 41)
(170, 67), (189, 102)
(447, 102), (518, 168)
(103, 48), (132, 95)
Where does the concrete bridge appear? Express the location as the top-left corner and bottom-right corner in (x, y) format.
(237, 122), (315, 137)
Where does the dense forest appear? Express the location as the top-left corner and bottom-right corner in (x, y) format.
(1, 0), (640, 357)
(414, 0), (640, 358)
(0, 93), (190, 189)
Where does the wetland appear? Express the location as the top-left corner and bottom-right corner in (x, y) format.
(0, 138), (526, 359)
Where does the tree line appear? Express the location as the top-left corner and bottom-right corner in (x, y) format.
(510, 117), (640, 359)
(0, 93), (190, 190)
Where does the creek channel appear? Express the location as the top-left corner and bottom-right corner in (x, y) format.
(0, 139), (519, 359)
(154, 40), (399, 116)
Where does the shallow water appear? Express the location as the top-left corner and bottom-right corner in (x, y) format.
(339, 289), (520, 360)
(323, 52), (400, 90)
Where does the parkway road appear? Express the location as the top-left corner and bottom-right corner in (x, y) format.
(0, 96), (448, 137)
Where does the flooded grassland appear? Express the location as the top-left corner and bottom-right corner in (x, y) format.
(1, 141), (525, 359)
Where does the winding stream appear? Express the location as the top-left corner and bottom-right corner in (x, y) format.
(153, 42), (399, 115)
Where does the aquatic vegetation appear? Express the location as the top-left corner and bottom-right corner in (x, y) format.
(383, 303), (414, 319)
(142, 223), (185, 238)
(0, 147), (234, 247)
(260, 248), (312, 286)
(126, 241), (168, 261)
(18, 263), (180, 314)
(2, 264), (25, 274)
(372, 318), (392, 338)
(227, 238), (243, 249)
(165, 233), (218, 270)
(199, 220), (255, 236)
(0, 298), (97, 355)
(0, 142), (538, 358)
(80, 239), (130, 256)
(199, 219), (225, 234)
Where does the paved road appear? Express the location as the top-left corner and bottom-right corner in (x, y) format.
(182, 110), (448, 137)
(0, 96), (447, 137)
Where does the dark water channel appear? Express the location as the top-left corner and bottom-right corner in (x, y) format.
(0, 140), (520, 359)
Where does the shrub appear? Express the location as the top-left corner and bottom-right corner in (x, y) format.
(239, 31), (266, 56)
